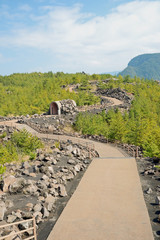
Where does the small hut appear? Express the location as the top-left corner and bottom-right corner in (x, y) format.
(49, 99), (77, 115)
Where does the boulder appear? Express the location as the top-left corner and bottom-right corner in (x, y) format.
(67, 159), (76, 165)
(33, 203), (42, 212)
(65, 172), (74, 181)
(155, 196), (160, 205)
(58, 185), (67, 197)
(44, 195), (56, 211)
(145, 188), (152, 194)
(9, 178), (26, 193)
(21, 211), (33, 219)
(23, 180), (37, 195)
(22, 169), (30, 176)
(0, 201), (6, 221)
(2, 175), (16, 193)
(47, 166), (54, 175)
(66, 145), (73, 153)
(52, 159), (57, 165)
(25, 203), (33, 211)
(14, 210), (22, 219)
(29, 172), (36, 178)
(41, 207), (49, 218)
(18, 221), (30, 230)
(4, 230), (21, 240)
(21, 161), (30, 169)
(5, 200), (14, 209)
(37, 180), (48, 190)
(72, 148), (81, 157)
(33, 211), (43, 224)
(74, 164), (81, 172)
(7, 214), (17, 223)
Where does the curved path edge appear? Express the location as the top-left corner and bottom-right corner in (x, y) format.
(0, 120), (154, 240)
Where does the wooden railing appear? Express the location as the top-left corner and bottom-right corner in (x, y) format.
(0, 217), (37, 240)
(115, 142), (140, 158)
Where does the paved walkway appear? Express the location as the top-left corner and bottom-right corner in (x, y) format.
(47, 157), (154, 240)
(0, 120), (154, 239)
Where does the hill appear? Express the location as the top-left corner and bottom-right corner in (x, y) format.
(119, 53), (160, 80)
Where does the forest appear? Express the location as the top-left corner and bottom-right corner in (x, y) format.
(75, 75), (160, 158)
(0, 71), (160, 158)
(0, 71), (105, 116)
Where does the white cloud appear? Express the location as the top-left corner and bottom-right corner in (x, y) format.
(2, 1), (160, 73)
(18, 4), (32, 12)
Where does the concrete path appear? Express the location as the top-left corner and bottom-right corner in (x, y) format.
(0, 120), (154, 239)
(47, 157), (154, 240)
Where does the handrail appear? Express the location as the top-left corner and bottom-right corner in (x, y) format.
(115, 142), (140, 158)
(1, 121), (95, 151)
(0, 217), (37, 240)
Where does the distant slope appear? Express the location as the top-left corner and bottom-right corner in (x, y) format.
(119, 53), (160, 80)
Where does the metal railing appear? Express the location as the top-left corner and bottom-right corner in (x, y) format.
(0, 217), (37, 240)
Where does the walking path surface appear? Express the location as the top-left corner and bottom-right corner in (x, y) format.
(0, 120), (154, 239)
(47, 155), (154, 240)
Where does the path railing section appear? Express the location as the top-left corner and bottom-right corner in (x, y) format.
(55, 136), (95, 151)
(51, 136), (95, 159)
(115, 142), (140, 158)
(0, 217), (37, 240)
(1, 121), (140, 158)
(1, 121), (95, 151)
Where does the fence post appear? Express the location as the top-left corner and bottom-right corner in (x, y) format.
(89, 145), (91, 159)
(136, 146), (139, 158)
(33, 217), (37, 240)
(133, 149), (135, 158)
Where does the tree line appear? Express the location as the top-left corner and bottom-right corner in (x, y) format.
(75, 75), (160, 158)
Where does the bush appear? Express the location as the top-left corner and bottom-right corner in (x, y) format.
(0, 142), (18, 165)
(11, 129), (43, 154)
(0, 165), (6, 175)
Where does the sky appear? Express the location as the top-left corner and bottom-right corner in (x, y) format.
(0, 0), (160, 75)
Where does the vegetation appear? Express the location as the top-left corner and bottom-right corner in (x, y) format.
(0, 129), (43, 173)
(75, 76), (160, 158)
(0, 72), (112, 116)
(119, 53), (160, 80)
(0, 70), (159, 158)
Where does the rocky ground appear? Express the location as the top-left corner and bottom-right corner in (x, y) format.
(136, 157), (160, 239)
(18, 115), (77, 136)
(96, 87), (133, 105)
(0, 138), (98, 240)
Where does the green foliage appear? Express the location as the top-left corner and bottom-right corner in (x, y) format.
(0, 165), (6, 175)
(29, 152), (36, 160)
(0, 129), (44, 174)
(11, 129), (43, 154)
(54, 141), (60, 149)
(119, 53), (160, 80)
(0, 72), (103, 116)
(0, 132), (7, 139)
(0, 142), (17, 165)
(75, 76), (160, 158)
(75, 112), (108, 136)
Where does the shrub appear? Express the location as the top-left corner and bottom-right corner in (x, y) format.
(11, 129), (43, 154)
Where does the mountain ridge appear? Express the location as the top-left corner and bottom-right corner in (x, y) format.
(119, 53), (160, 80)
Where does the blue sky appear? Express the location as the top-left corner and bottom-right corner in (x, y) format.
(0, 0), (160, 75)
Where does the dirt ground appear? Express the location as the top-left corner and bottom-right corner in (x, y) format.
(37, 165), (90, 240)
(136, 157), (160, 239)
